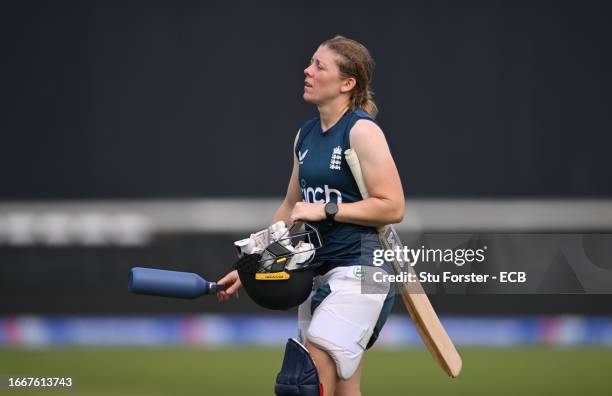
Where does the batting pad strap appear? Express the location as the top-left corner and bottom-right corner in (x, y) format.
(275, 338), (321, 396)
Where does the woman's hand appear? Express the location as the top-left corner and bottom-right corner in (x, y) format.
(290, 202), (326, 223)
(217, 270), (241, 302)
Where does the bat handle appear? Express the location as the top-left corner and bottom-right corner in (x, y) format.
(129, 267), (225, 299)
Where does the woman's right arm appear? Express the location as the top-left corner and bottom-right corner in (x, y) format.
(217, 130), (302, 302)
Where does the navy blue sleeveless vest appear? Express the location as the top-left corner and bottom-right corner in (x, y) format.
(295, 109), (382, 274)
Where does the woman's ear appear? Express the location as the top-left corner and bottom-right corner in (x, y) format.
(340, 77), (357, 93)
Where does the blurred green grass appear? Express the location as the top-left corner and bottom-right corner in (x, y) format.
(1, 347), (611, 395)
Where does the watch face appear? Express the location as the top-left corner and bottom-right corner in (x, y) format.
(325, 202), (338, 218)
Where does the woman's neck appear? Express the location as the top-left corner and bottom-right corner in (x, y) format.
(318, 99), (351, 132)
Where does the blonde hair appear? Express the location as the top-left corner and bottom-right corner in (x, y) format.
(321, 35), (378, 118)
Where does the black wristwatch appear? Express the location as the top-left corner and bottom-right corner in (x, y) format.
(324, 202), (338, 221)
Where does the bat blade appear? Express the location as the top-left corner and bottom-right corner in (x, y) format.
(382, 225), (462, 377)
(345, 148), (462, 378)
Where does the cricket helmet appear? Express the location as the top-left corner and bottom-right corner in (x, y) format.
(234, 223), (322, 310)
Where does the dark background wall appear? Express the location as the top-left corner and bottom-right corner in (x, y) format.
(2, 0), (611, 199)
(1, 1), (611, 315)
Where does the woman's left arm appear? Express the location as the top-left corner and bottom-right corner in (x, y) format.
(335, 119), (405, 227)
(290, 119), (405, 228)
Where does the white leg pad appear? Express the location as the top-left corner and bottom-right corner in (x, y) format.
(307, 305), (370, 380)
(300, 266), (389, 380)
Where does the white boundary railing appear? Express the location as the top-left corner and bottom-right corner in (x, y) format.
(1, 198), (611, 245)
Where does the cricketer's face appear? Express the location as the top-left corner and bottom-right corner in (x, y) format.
(303, 45), (347, 104)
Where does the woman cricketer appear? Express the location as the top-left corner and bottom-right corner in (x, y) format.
(218, 35), (405, 396)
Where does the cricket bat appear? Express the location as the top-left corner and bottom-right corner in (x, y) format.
(345, 148), (462, 378)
